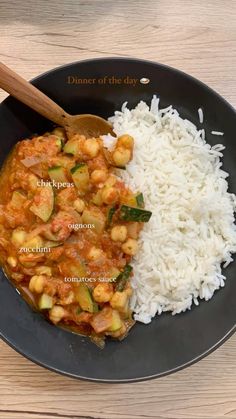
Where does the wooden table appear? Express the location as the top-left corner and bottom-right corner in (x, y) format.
(1, 1), (236, 418)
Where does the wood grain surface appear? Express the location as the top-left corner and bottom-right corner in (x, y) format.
(1, 1), (236, 418)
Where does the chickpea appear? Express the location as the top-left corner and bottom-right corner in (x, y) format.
(29, 275), (46, 294)
(104, 175), (117, 187)
(87, 246), (104, 261)
(121, 238), (139, 256)
(117, 134), (134, 150)
(111, 225), (127, 242)
(82, 138), (100, 158)
(36, 266), (52, 276)
(49, 305), (66, 324)
(73, 198), (85, 213)
(11, 229), (27, 247)
(91, 169), (108, 184)
(7, 256), (17, 268)
(112, 147), (131, 166)
(93, 283), (113, 303)
(107, 322), (126, 338)
(60, 291), (75, 305)
(101, 187), (119, 205)
(71, 133), (86, 142)
(110, 291), (128, 311)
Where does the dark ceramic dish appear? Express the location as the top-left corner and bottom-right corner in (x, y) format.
(0, 58), (236, 383)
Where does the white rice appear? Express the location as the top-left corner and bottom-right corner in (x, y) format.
(198, 107), (204, 124)
(103, 97), (236, 324)
(211, 130), (224, 136)
(102, 133), (117, 150)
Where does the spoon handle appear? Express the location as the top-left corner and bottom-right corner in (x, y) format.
(0, 62), (69, 127)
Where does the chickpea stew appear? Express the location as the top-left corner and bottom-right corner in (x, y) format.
(0, 128), (152, 347)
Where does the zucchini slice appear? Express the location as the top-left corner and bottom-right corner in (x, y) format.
(69, 261), (87, 278)
(10, 191), (27, 209)
(107, 310), (122, 332)
(76, 307), (82, 315)
(55, 137), (64, 152)
(48, 166), (68, 184)
(115, 165), (126, 170)
(52, 156), (75, 171)
(59, 259), (87, 278)
(30, 184), (54, 222)
(75, 284), (97, 313)
(119, 205), (152, 222)
(121, 193), (137, 207)
(136, 192), (144, 208)
(64, 138), (80, 156)
(115, 264), (133, 292)
(24, 235), (44, 250)
(42, 229), (60, 242)
(71, 163), (89, 194)
(106, 205), (116, 226)
(91, 190), (103, 206)
(44, 240), (63, 248)
(38, 293), (53, 310)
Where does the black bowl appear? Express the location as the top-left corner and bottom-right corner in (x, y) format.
(0, 58), (236, 383)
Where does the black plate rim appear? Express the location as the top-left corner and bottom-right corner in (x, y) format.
(1, 316), (236, 383)
(5, 56), (236, 118)
(0, 56), (236, 383)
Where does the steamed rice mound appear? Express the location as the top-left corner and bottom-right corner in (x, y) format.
(106, 97), (236, 324)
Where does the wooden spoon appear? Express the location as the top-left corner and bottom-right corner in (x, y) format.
(0, 62), (114, 138)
